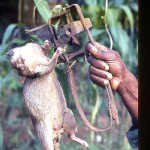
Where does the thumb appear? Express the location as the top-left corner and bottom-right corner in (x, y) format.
(110, 77), (122, 90)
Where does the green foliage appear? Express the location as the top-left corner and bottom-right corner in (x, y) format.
(33, 0), (52, 22)
(2, 24), (17, 46)
(82, 0), (138, 74)
(1, 0), (137, 149)
(0, 24), (33, 149)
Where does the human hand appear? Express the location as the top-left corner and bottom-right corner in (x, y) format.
(86, 42), (128, 90)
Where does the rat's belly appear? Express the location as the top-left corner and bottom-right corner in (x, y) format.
(23, 76), (66, 124)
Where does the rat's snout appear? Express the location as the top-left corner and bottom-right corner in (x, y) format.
(6, 49), (14, 57)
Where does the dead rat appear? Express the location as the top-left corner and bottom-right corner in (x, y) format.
(7, 42), (88, 150)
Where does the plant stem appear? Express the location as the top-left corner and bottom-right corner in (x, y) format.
(104, 0), (113, 49)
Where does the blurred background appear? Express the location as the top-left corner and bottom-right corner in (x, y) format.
(0, 0), (138, 150)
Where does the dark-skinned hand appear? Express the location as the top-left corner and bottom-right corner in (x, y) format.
(86, 42), (138, 126)
(86, 42), (128, 90)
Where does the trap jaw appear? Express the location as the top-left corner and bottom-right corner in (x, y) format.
(26, 4), (94, 63)
(47, 4), (93, 63)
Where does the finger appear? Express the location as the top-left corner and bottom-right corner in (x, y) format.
(86, 42), (109, 52)
(86, 43), (116, 61)
(94, 42), (109, 51)
(90, 74), (121, 90)
(89, 66), (112, 80)
(87, 56), (109, 71)
(87, 43), (108, 59)
(90, 74), (109, 86)
(110, 77), (122, 90)
(86, 43), (107, 60)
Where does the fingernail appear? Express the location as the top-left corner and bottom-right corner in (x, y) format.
(95, 42), (101, 49)
(105, 65), (109, 70)
(104, 80), (109, 85)
(91, 46), (98, 53)
(86, 43), (92, 52)
(87, 43), (98, 53)
(100, 45), (107, 51)
(107, 74), (112, 80)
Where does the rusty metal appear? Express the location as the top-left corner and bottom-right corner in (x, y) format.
(57, 4), (119, 126)
(26, 5), (92, 63)
(63, 18), (92, 38)
(72, 4), (119, 124)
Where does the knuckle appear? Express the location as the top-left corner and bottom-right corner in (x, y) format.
(89, 65), (94, 72)
(112, 51), (120, 59)
(89, 74), (94, 82)
(104, 73), (108, 79)
(89, 66), (92, 73)
(87, 56), (93, 64)
(90, 74), (95, 81)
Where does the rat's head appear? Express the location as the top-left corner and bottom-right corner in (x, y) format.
(7, 43), (50, 77)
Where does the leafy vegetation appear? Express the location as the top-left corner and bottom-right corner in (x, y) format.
(0, 0), (138, 149)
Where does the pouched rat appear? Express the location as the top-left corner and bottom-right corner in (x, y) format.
(7, 42), (88, 150)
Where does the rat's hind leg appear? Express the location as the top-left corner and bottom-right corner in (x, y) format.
(34, 121), (54, 150)
(63, 108), (89, 148)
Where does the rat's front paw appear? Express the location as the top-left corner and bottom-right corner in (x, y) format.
(56, 47), (63, 56)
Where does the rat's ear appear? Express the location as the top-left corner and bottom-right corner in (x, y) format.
(18, 74), (26, 84)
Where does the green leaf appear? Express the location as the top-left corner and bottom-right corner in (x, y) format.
(26, 125), (35, 140)
(0, 44), (9, 55)
(114, 0), (125, 6)
(2, 24), (18, 45)
(91, 85), (101, 124)
(85, 0), (97, 6)
(91, 28), (105, 37)
(119, 5), (134, 33)
(10, 129), (20, 145)
(4, 118), (22, 126)
(106, 7), (121, 26)
(109, 25), (130, 63)
(11, 38), (27, 45)
(55, 67), (69, 103)
(30, 35), (43, 44)
(33, 0), (52, 23)
(0, 55), (8, 62)
(89, 144), (102, 150)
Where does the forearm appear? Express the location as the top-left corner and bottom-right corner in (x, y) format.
(36, 53), (59, 76)
(117, 69), (138, 126)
